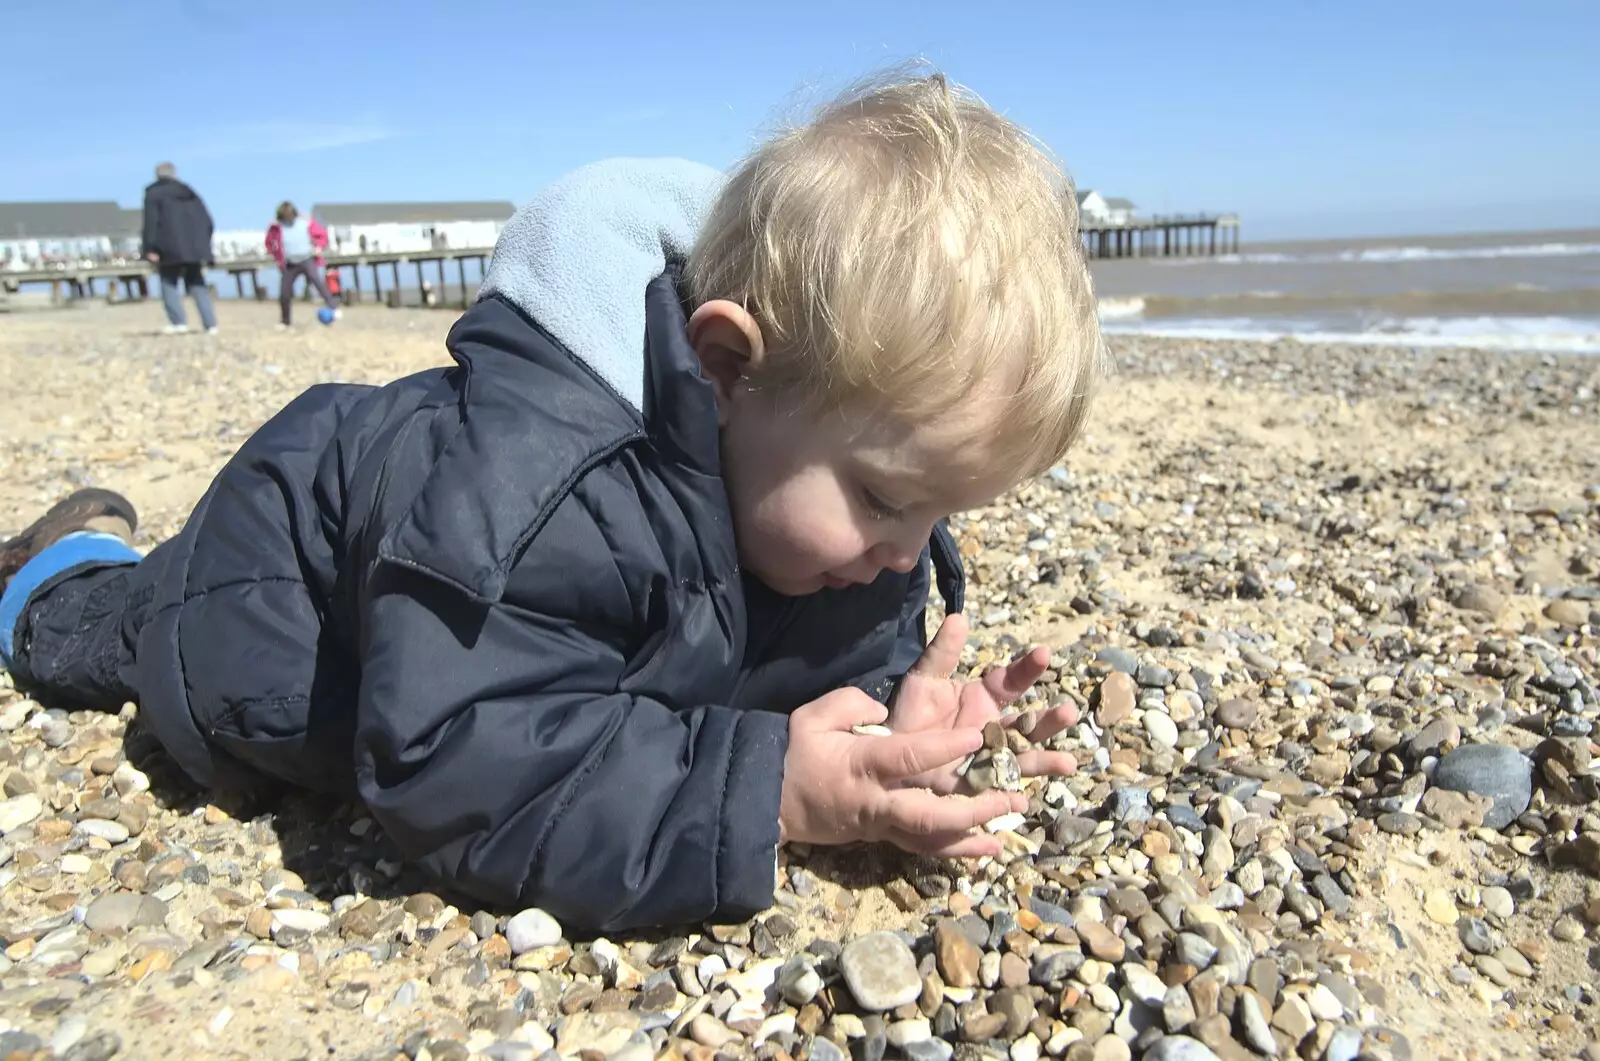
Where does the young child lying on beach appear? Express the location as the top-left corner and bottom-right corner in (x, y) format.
(0, 71), (1108, 932)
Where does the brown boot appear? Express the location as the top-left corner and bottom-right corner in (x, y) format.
(0, 489), (138, 585)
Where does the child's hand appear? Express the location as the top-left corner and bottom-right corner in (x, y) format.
(887, 614), (1080, 794)
(780, 688), (1026, 859)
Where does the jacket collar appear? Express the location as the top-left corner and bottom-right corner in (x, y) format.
(376, 281), (729, 602)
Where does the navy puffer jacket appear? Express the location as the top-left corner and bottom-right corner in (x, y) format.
(120, 161), (965, 931)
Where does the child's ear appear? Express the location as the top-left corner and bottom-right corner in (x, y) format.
(687, 300), (765, 426)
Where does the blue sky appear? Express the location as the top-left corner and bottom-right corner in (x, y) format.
(4, 0), (1597, 240)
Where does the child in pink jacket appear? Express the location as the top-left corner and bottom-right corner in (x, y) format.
(265, 201), (338, 327)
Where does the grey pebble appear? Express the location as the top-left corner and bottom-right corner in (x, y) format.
(0, 1033), (41, 1057)
(1432, 744), (1533, 830)
(1107, 787), (1151, 823)
(1164, 804), (1205, 833)
(1031, 948), (1085, 984)
(839, 933), (921, 1011)
(1237, 993), (1277, 1056)
(1098, 647), (1139, 674)
(1323, 1027), (1364, 1061)
(1137, 663), (1174, 687)
(84, 893), (165, 934)
(810, 1036), (849, 1061)
(1457, 917), (1494, 955)
(1141, 1038), (1222, 1061)
(1173, 933), (1216, 969)
(1312, 874), (1352, 916)
(62, 1033), (122, 1061)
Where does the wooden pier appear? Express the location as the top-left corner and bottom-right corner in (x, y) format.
(4, 208), (1245, 307)
(1081, 214), (1240, 260)
(0, 247), (496, 309)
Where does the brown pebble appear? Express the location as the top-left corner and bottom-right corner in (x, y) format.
(885, 879), (921, 912)
(202, 804), (230, 825)
(919, 971), (945, 1017)
(36, 818), (72, 843)
(251, 964), (298, 992)
(404, 893), (446, 920)
(999, 951), (1031, 988)
(89, 756), (120, 776)
(962, 1011), (1008, 1042)
(480, 933), (512, 966)
(1003, 930), (1036, 959)
(1140, 831), (1172, 858)
(935, 919), (981, 988)
(1095, 674), (1137, 728)
(129, 949), (173, 982)
(245, 908), (274, 939)
(118, 802), (150, 837)
(114, 860), (148, 892)
(1077, 920), (1125, 962)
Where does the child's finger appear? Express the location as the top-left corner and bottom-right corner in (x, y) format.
(1015, 748), (1078, 778)
(1015, 700), (1081, 743)
(804, 689), (889, 732)
(887, 828), (1003, 860)
(876, 786), (1017, 838)
(981, 645), (1050, 705)
(907, 613), (968, 680)
(862, 726), (984, 782)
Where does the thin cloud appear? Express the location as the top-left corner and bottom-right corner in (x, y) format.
(607, 107), (669, 126)
(183, 122), (404, 159)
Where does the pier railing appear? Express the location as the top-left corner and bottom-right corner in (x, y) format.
(1079, 214), (1241, 260)
(1, 247), (496, 308)
(3, 207), (1245, 305)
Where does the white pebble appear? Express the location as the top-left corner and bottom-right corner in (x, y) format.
(1143, 711), (1179, 749)
(271, 909), (331, 934)
(0, 794), (43, 835)
(1010, 1033), (1042, 1061)
(112, 762), (150, 796)
(58, 854), (92, 874)
(1306, 983), (1344, 1020)
(984, 812), (1027, 834)
(75, 819), (130, 844)
(50, 1016), (87, 1053)
(505, 907), (563, 954)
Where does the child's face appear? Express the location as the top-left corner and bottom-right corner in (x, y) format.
(718, 389), (1017, 597)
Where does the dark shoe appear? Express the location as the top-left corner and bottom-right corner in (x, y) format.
(0, 489), (138, 584)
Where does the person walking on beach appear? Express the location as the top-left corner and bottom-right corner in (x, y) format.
(265, 201), (339, 329)
(141, 162), (218, 335)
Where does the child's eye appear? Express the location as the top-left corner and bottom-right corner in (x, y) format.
(861, 488), (903, 521)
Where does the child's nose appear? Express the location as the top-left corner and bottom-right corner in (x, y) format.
(869, 536), (923, 575)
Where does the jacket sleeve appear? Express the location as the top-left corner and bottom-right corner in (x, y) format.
(201, 200), (215, 263)
(846, 521), (968, 703)
(140, 190), (158, 257)
(353, 556), (791, 933)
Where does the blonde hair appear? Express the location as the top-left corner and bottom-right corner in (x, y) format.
(687, 68), (1110, 478)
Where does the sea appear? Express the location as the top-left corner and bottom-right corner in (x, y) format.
(1092, 227), (1600, 354)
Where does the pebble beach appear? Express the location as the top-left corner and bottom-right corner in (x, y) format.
(0, 301), (1596, 1061)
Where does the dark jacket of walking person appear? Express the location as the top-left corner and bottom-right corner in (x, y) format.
(265, 202), (337, 327)
(141, 163), (217, 333)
